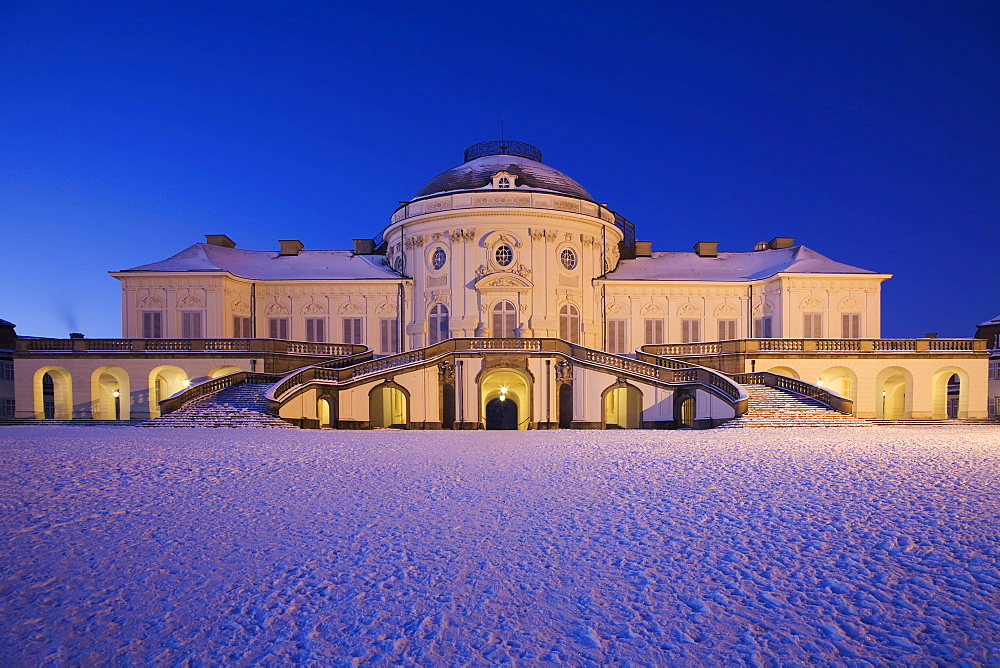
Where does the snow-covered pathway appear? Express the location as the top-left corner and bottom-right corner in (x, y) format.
(1, 426), (998, 664)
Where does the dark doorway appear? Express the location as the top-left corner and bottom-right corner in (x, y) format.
(42, 373), (55, 420)
(947, 373), (960, 419)
(442, 384), (455, 429)
(486, 397), (518, 430)
(558, 383), (573, 428)
(677, 396), (694, 428)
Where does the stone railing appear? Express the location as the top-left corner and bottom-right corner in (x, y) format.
(641, 337), (985, 357)
(17, 338), (369, 357)
(389, 192), (618, 225)
(159, 371), (285, 415)
(266, 337), (748, 415)
(731, 372), (854, 415)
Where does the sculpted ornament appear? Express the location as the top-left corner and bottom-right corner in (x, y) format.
(404, 235), (425, 249)
(177, 294), (203, 308)
(301, 302), (326, 315)
(265, 302), (288, 315)
(138, 295), (163, 308)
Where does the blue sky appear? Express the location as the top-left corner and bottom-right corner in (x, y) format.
(1, 0), (997, 338)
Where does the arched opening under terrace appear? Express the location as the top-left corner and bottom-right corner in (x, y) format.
(369, 382), (408, 428)
(148, 365), (190, 419)
(479, 368), (531, 430)
(876, 366), (913, 420)
(602, 381), (642, 429)
(91, 366), (131, 420)
(931, 367), (969, 420)
(34, 366), (72, 420)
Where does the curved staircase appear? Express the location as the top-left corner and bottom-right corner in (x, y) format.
(718, 384), (873, 428)
(141, 383), (295, 428)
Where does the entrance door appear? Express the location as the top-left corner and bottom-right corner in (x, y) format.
(558, 383), (573, 429)
(486, 397), (518, 429)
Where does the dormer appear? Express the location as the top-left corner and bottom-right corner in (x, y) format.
(491, 171), (517, 190)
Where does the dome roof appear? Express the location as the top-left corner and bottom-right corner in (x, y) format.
(413, 141), (594, 201)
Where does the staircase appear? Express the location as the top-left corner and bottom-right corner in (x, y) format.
(141, 383), (296, 428)
(718, 384), (874, 428)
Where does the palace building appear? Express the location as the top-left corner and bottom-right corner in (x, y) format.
(13, 141), (990, 428)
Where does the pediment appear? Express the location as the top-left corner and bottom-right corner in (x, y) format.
(474, 272), (534, 290)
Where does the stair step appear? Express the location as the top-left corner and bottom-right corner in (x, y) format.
(719, 384), (874, 429)
(140, 383), (296, 429)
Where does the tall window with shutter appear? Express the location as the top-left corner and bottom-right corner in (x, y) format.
(142, 311), (163, 339)
(379, 318), (399, 354)
(717, 319), (737, 341)
(754, 317), (773, 338)
(268, 317), (289, 340)
(305, 318), (326, 343)
(803, 313), (823, 338)
(233, 316), (252, 338)
(841, 314), (861, 339)
(181, 311), (202, 339)
(681, 319), (701, 343)
(492, 301), (517, 338)
(607, 319), (627, 353)
(428, 304), (449, 345)
(559, 304), (580, 344)
(343, 318), (363, 345)
(644, 318), (664, 345)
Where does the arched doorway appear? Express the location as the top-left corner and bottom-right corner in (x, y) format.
(91, 366), (131, 420)
(819, 366), (858, 414)
(675, 393), (695, 428)
(602, 382), (642, 429)
(485, 396), (519, 429)
(479, 368), (531, 430)
(931, 367), (967, 419)
(317, 396), (337, 427)
(209, 365), (242, 378)
(33, 366), (72, 420)
(876, 366), (912, 420)
(558, 383), (573, 428)
(369, 383), (408, 428)
(148, 365), (189, 418)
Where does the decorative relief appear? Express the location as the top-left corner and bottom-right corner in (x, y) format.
(838, 297), (863, 311)
(438, 360), (455, 382)
(558, 275), (579, 287)
(564, 233), (573, 242)
(375, 302), (398, 315)
(641, 303), (664, 316)
(427, 276), (448, 287)
(232, 301), (249, 314)
(677, 303), (702, 316)
(138, 295), (163, 308)
(581, 235), (598, 247)
(340, 302), (363, 315)
(301, 302), (326, 315)
(715, 304), (739, 316)
(529, 228), (558, 241)
(425, 199), (452, 212)
(265, 302), (289, 315)
(404, 235), (425, 249)
(513, 263), (531, 280)
(488, 278), (520, 287)
(177, 294), (203, 308)
(473, 194), (531, 207)
(608, 303), (628, 316)
(555, 360), (573, 382)
(451, 229), (476, 242)
(553, 198), (581, 212)
(605, 243), (620, 267)
(800, 296), (824, 309)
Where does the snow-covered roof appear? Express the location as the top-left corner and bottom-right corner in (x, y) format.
(977, 314), (1000, 327)
(414, 152), (593, 201)
(116, 243), (402, 281)
(605, 245), (882, 282)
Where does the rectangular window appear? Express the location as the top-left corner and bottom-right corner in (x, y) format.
(343, 318), (364, 345)
(644, 318), (664, 345)
(181, 311), (203, 339)
(379, 318), (399, 355)
(305, 318), (326, 343)
(717, 319), (737, 341)
(233, 316), (252, 338)
(753, 316), (773, 338)
(803, 313), (823, 339)
(268, 317), (289, 340)
(607, 319), (627, 354)
(142, 311), (163, 339)
(994, 396), (1000, 417)
(0, 398), (13, 417)
(1, 361), (13, 381)
(681, 319), (701, 344)
(842, 313), (861, 339)
(990, 360), (1000, 380)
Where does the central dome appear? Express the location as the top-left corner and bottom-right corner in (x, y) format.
(413, 141), (594, 201)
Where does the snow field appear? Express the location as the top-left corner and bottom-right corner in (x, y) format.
(1, 426), (998, 665)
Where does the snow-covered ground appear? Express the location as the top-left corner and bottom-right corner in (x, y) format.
(1, 426), (998, 665)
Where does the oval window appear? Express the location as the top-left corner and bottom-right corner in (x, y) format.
(431, 248), (446, 270)
(560, 248), (577, 270)
(495, 244), (513, 267)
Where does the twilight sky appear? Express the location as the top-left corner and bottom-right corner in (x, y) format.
(1, 0), (997, 338)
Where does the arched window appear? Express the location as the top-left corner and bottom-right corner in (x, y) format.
(559, 304), (580, 344)
(492, 300), (517, 338)
(560, 248), (577, 270)
(495, 244), (513, 267)
(428, 303), (450, 345)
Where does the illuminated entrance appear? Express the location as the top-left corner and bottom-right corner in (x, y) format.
(480, 368), (530, 430)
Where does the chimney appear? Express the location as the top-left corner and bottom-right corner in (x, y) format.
(693, 241), (718, 258)
(634, 240), (653, 257)
(205, 234), (236, 248)
(768, 236), (795, 250)
(353, 239), (376, 255)
(69, 332), (85, 339)
(278, 240), (304, 256)
(924, 332), (938, 339)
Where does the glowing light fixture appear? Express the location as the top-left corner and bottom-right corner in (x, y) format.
(112, 390), (120, 398)
(182, 379), (191, 388)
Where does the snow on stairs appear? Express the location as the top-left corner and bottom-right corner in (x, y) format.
(140, 383), (296, 428)
(718, 384), (874, 428)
